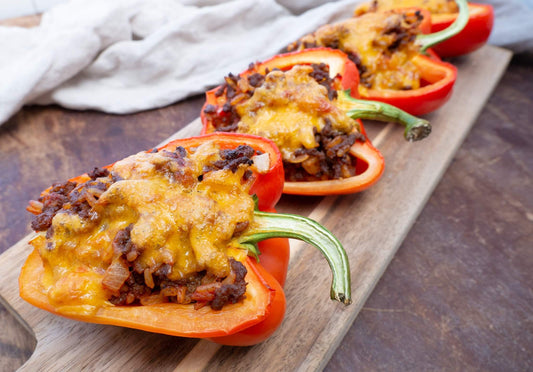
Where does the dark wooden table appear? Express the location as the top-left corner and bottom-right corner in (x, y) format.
(1, 49), (531, 370)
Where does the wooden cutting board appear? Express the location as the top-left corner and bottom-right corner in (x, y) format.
(0, 46), (511, 372)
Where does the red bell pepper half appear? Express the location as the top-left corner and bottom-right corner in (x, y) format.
(20, 133), (351, 346)
(354, 0), (491, 57)
(201, 49), (431, 196)
(288, 2), (469, 115)
(365, 1), (469, 114)
(355, 0), (467, 116)
(365, 0), (468, 114)
(428, 3), (494, 57)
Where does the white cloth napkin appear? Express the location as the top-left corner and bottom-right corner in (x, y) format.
(0, 0), (531, 126)
(0, 0), (364, 125)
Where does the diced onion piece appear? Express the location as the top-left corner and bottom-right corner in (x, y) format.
(27, 200), (44, 214)
(140, 293), (166, 306)
(161, 286), (180, 297)
(252, 153), (270, 174)
(144, 268), (155, 289)
(102, 258), (130, 293)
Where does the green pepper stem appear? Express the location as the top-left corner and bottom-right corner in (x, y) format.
(240, 211), (351, 305)
(340, 90), (431, 142)
(416, 0), (469, 53)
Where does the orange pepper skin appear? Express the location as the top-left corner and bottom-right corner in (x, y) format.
(429, 3), (494, 58)
(19, 133), (290, 346)
(201, 48), (385, 196)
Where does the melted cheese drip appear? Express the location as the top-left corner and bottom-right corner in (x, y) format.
(295, 12), (422, 91)
(32, 141), (256, 314)
(235, 66), (357, 161)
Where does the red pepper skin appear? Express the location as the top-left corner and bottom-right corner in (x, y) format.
(208, 259), (286, 346)
(20, 133), (290, 346)
(224, 48), (361, 95)
(429, 3), (494, 58)
(257, 237), (290, 287)
(201, 48), (385, 196)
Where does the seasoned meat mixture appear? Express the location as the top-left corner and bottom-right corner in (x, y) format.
(28, 142), (265, 313)
(203, 64), (365, 182)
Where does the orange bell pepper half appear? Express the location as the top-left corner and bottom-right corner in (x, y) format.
(201, 49), (430, 196)
(20, 250), (281, 339)
(20, 133), (351, 346)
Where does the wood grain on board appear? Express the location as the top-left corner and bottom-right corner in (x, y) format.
(0, 46), (511, 371)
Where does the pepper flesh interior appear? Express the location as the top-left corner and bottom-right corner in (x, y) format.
(286, 10), (424, 92)
(27, 141), (264, 316)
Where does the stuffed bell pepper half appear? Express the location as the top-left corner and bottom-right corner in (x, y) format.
(286, 0), (471, 115)
(20, 133), (351, 346)
(354, 0), (494, 57)
(201, 48), (430, 196)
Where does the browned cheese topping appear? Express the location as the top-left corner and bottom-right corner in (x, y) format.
(286, 10), (425, 92)
(203, 64), (366, 182)
(28, 142), (267, 314)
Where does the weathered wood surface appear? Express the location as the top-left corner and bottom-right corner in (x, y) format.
(0, 46), (522, 371)
(325, 52), (533, 372)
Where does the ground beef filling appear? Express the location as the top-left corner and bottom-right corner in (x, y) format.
(107, 223), (247, 310)
(29, 168), (118, 232)
(284, 119), (365, 182)
(30, 146), (254, 236)
(286, 10), (424, 90)
(29, 144), (256, 311)
(203, 63), (363, 182)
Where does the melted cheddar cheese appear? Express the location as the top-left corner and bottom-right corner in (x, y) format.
(235, 66), (358, 161)
(30, 141), (258, 315)
(289, 11), (423, 92)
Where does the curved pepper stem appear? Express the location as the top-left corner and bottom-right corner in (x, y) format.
(338, 90), (431, 142)
(239, 211), (352, 305)
(416, 0), (469, 53)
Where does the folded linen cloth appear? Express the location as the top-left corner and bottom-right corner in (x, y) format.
(0, 0), (364, 125)
(0, 0), (531, 126)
